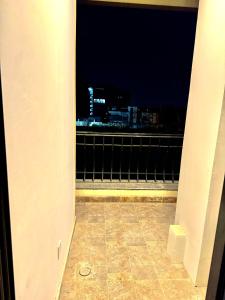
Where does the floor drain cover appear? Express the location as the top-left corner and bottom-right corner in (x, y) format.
(79, 266), (91, 277)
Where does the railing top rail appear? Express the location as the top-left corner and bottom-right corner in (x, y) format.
(76, 131), (184, 139)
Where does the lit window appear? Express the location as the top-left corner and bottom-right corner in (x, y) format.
(94, 98), (106, 104)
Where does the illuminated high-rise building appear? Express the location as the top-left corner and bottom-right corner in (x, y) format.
(87, 86), (129, 122)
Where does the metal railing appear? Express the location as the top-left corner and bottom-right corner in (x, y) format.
(76, 131), (183, 183)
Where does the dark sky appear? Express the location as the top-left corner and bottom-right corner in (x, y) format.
(77, 4), (197, 108)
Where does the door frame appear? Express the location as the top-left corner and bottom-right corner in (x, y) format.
(206, 176), (225, 300)
(0, 72), (16, 299)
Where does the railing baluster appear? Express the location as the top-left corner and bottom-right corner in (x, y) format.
(163, 143), (167, 183)
(157, 137), (161, 182)
(92, 135), (95, 182)
(154, 138), (157, 182)
(168, 146), (174, 183)
(83, 135), (86, 181)
(110, 136), (114, 182)
(137, 138), (142, 182)
(172, 145), (176, 183)
(102, 136), (105, 182)
(145, 137), (150, 183)
(119, 137), (123, 182)
(128, 137), (132, 182)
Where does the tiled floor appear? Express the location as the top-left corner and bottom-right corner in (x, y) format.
(60, 202), (206, 300)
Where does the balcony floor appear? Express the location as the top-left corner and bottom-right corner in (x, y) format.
(60, 202), (206, 300)
(76, 180), (178, 191)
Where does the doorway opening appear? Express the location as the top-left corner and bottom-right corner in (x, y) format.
(0, 74), (16, 299)
(76, 2), (197, 189)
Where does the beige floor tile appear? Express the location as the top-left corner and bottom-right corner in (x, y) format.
(60, 290), (78, 300)
(104, 205), (121, 218)
(76, 204), (88, 211)
(107, 273), (136, 300)
(88, 236), (106, 246)
(71, 244), (107, 266)
(105, 222), (125, 243)
(128, 246), (152, 266)
(74, 280), (108, 300)
(121, 223), (143, 242)
(76, 215), (89, 223)
(60, 275), (79, 299)
(134, 280), (166, 300)
(153, 255), (189, 279)
(107, 256), (131, 273)
(106, 241), (128, 256)
(125, 236), (146, 246)
(74, 264), (108, 282)
(73, 234), (106, 247)
(131, 264), (157, 280)
(104, 203), (120, 209)
(159, 279), (205, 300)
(105, 234), (125, 243)
(133, 207), (152, 219)
(107, 272), (134, 281)
(135, 279), (161, 290)
(120, 216), (139, 223)
(74, 222), (92, 235)
(106, 241), (131, 273)
(120, 204), (136, 217)
(141, 222), (170, 241)
(60, 202), (204, 300)
(88, 215), (105, 223)
(89, 245), (107, 265)
(90, 223), (106, 236)
(87, 203), (105, 216)
(146, 241), (168, 257)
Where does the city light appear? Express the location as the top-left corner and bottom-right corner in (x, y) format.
(94, 98), (106, 104)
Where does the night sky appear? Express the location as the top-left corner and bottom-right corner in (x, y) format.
(77, 4), (197, 109)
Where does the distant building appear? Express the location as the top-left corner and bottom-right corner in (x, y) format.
(88, 86), (130, 122)
(77, 86), (183, 132)
(140, 108), (160, 128)
(76, 119), (89, 127)
(88, 87), (107, 120)
(108, 107), (129, 127)
(128, 106), (138, 128)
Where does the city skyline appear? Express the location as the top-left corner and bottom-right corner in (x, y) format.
(77, 4), (197, 109)
(76, 85), (186, 133)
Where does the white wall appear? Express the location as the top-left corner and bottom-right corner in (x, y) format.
(0, 1), (76, 299)
(175, 0), (225, 286)
(196, 93), (225, 285)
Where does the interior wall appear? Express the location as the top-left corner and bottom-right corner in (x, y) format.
(0, 0), (76, 299)
(175, 0), (225, 286)
(196, 92), (225, 285)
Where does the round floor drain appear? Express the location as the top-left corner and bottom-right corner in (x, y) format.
(79, 266), (91, 277)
